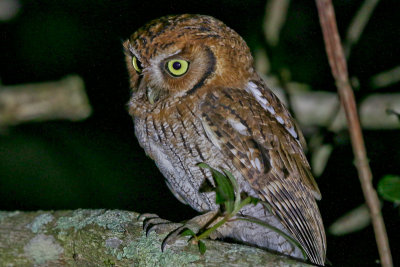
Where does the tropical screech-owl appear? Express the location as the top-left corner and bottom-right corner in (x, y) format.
(124, 14), (326, 265)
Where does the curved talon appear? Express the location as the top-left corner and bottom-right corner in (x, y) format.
(137, 212), (218, 253)
(145, 222), (157, 236)
(146, 222), (178, 235)
(142, 217), (167, 235)
(146, 223), (163, 236)
(161, 225), (188, 252)
(137, 213), (159, 221)
(142, 217), (159, 231)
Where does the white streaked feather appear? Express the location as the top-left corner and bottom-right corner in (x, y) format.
(288, 126), (298, 139)
(245, 81), (299, 140)
(200, 118), (222, 150)
(254, 157), (262, 172)
(228, 118), (249, 136)
(276, 115), (284, 124)
(250, 160), (257, 170)
(266, 106), (276, 115)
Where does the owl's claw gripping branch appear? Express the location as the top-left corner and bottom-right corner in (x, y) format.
(143, 218), (174, 236)
(138, 213), (182, 237)
(138, 211), (223, 252)
(138, 164), (307, 258)
(161, 225), (191, 252)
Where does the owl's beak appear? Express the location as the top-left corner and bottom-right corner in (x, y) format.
(147, 88), (155, 104)
(146, 86), (160, 104)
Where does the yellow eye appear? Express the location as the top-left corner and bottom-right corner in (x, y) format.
(166, 59), (189, 77)
(132, 56), (142, 73)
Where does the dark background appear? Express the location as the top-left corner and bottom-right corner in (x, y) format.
(0, 0), (399, 266)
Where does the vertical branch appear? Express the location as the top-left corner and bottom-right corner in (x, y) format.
(315, 1), (393, 267)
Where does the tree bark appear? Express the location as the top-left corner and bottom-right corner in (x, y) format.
(0, 209), (313, 266)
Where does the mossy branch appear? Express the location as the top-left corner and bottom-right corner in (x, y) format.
(0, 209), (313, 266)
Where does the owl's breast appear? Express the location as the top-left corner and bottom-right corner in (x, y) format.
(133, 106), (224, 212)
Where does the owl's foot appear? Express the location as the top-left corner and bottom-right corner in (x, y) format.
(138, 211), (222, 251)
(138, 213), (182, 237)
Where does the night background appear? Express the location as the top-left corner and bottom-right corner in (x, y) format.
(0, 0), (399, 266)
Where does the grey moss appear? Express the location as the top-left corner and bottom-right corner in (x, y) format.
(23, 234), (64, 265)
(27, 213), (54, 233)
(0, 211), (20, 222)
(56, 209), (135, 232)
(106, 237), (123, 249)
(118, 232), (200, 267)
(105, 237), (124, 257)
(94, 210), (136, 232)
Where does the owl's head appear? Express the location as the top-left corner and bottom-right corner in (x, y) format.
(124, 14), (256, 108)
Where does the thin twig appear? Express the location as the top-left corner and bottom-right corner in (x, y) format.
(315, 1), (393, 266)
(263, 0), (291, 46)
(344, 0), (380, 58)
(370, 65), (400, 89)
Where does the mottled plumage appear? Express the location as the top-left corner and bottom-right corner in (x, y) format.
(124, 14), (326, 265)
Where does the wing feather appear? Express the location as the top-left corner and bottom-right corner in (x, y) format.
(199, 86), (326, 265)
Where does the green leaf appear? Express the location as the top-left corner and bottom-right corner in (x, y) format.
(198, 163), (235, 212)
(378, 175), (400, 203)
(214, 171), (235, 202)
(197, 162), (211, 169)
(249, 196), (260, 206)
(198, 240), (207, 254)
(223, 169), (241, 209)
(223, 169), (239, 194)
(180, 228), (196, 237)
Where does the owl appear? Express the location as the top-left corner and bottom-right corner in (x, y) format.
(124, 14), (326, 265)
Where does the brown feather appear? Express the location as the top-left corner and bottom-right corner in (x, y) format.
(200, 87), (326, 264)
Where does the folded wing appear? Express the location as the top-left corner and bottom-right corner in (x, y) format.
(199, 86), (326, 265)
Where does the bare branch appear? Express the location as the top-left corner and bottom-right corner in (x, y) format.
(263, 0), (291, 46)
(265, 80), (400, 130)
(0, 75), (92, 128)
(344, 0), (380, 58)
(328, 204), (371, 236)
(315, 1), (393, 266)
(370, 65), (400, 89)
